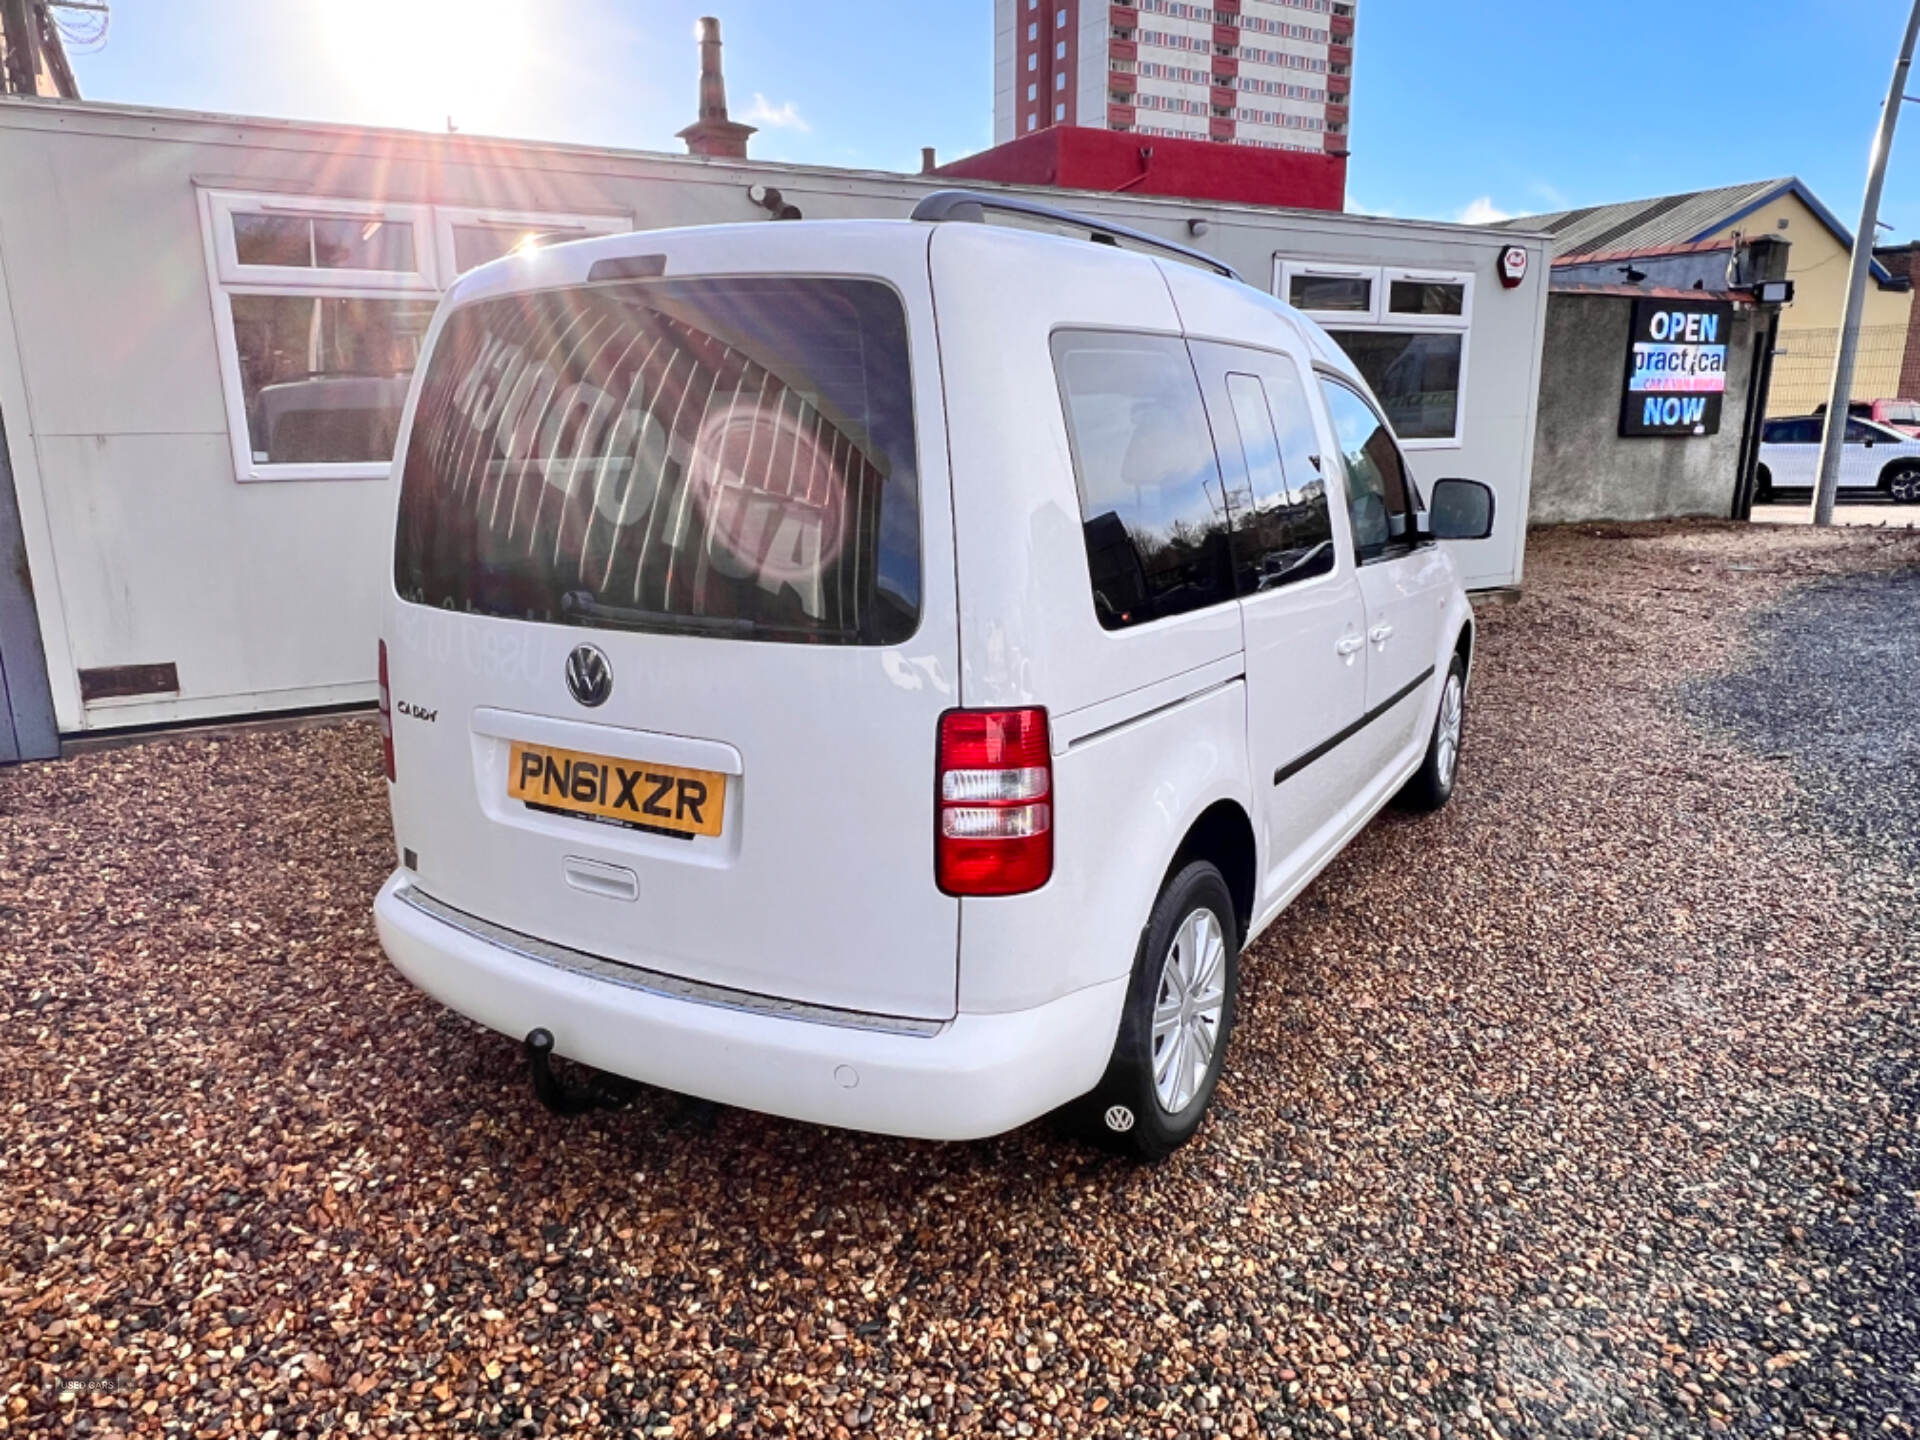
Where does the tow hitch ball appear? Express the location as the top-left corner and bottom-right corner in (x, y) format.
(523, 1029), (640, 1116)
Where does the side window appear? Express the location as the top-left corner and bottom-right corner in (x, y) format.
(1845, 419), (1883, 444)
(1053, 331), (1237, 630)
(1319, 379), (1413, 563)
(1223, 371), (1335, 590)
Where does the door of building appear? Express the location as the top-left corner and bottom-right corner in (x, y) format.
(0, 406), (59, 763)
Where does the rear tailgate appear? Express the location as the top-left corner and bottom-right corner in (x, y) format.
(383, 224), (961, 1021)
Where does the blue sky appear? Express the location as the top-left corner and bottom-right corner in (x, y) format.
(66, 0), (1920, 238)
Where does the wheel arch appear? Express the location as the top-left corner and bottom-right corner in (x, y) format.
(1164, 799), (1257, 947)
(1879, 457), (1920, 491)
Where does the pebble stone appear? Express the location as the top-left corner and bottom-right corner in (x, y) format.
(3, 520), (1918, 1438)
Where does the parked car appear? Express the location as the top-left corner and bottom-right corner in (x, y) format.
(1812, 398), (1920, 438)
(1758, 414), (1920, 502)
(371, 193), (1494, 1159)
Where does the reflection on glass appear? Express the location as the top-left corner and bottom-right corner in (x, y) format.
(1288, 273), (1372, 312)
(1224, 371), (1334, 591)
(1053, 332), (1236, 630)
(1327, 330), (1462, 441)
(393, 277), (922, 646)
(232, 213), (417, 272)
(230, 295), (435, 463)
(1387, 280), (1465, 317)
(1320, 380), (1413, 560)
(451, 223), (590, 274)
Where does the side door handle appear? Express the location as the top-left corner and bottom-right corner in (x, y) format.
(1335, 635), (1365, 657)
(1369, 623), (1395, 646)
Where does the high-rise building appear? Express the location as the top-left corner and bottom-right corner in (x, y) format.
(993, 0), (1352, 158)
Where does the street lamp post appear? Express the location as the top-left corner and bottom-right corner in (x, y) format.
(1812, 0), (1920, 526)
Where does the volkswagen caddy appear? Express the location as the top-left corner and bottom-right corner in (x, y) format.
(372, 192), (1494, 1159)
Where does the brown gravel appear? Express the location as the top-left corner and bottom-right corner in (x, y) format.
(5, 522), (1920, 1439)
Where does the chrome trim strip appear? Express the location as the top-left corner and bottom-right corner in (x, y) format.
(394, 885), (946, 1039)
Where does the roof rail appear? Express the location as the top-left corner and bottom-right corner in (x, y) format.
(910, 188), (1243, 282)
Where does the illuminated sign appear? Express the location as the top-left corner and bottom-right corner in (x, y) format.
(1620, 297), (1731, 437)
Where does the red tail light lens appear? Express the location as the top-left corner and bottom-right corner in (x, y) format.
(936, 708), (1052, 896)
(377, 639), (396, 782)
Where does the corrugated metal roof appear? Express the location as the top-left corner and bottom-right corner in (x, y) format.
(1498, 179), (1790, 257)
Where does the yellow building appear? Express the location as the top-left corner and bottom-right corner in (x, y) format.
(1504, 179), (1915, 414)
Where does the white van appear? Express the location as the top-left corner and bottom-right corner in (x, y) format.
(372, 192), (1494, 1159)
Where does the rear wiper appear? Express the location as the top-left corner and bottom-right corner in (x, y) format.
(558, 592), (822, 642)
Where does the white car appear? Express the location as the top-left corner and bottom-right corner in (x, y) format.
(1758, 414), (1920, 502)
(371, 192), (1493, 1159)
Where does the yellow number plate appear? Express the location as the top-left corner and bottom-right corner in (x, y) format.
(507, 742), (726, 838)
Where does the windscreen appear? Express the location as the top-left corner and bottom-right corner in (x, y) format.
(393, 276), (921, 645)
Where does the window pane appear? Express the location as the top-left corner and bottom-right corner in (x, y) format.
(451, 222), (590, 274)
(1387, 279), (1465, 317)
(1053, 331), (1235, 630)
(395, 277), (921, 646)
(230, 295), (436, 464)
(231, 212), (417, 271)
(1224, 370), (1334, 589)
(231, 213), (313, 267)
(1327, 330), (1462, 441)
(1320, 379), (1411, 561)
(312, 216), (416, 271)
(1287, 273), (1371, 312)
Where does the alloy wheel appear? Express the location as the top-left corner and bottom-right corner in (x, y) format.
(1436, 671), (1464, 788)
(1151, 907), (1228, 1114)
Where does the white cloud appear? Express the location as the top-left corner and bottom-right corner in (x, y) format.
(1345, 196), (1395, 217)
(743, 94), (809, 132)
(1455, 195), (1512, 225)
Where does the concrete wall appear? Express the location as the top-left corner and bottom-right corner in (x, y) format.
(1530, 292), (1761, 524)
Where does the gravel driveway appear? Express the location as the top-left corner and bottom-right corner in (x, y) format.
(5, 524), (1919, 1438)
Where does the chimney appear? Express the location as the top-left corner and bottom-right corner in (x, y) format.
(921, 147), (937, 174)
(677, 16), (756, 160)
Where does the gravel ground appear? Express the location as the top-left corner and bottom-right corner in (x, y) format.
(5, 523), (1920, 1439)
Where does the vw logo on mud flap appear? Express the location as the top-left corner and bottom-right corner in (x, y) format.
(565, 644), (612, 707)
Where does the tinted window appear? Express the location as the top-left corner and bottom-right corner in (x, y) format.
(394, 277), (921, 646)
(1847, 418), (1893, 444)
(1320, 379), (1412, 562)
(1387, 279), (1466, 317)
(1765, 418), (1819, 444)
(1223, 370), (1335, 590)
(1053, 331), (1235, 630)
(1327, 330), (1463, 441)
(1288, 273), (1372, 313)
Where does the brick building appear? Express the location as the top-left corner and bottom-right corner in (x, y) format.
(993, 0), (1352, 192)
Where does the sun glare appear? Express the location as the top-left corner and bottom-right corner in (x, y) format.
(311, 0), (541, 135)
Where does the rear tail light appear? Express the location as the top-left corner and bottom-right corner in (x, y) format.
(936, 708), (1052, 896)
(377, 640), (396, 782)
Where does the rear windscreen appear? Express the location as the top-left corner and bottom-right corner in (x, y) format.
(393, 276), (921, 645)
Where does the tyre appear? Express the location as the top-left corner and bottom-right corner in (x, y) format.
(1399, 653), (1466, 812)
(1077, 860), (1238, 1161)
(1887, 463), (1920, 504)
(1753, 465), (1773, 504)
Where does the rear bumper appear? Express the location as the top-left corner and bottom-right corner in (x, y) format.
(373, 873), (1126, 1141)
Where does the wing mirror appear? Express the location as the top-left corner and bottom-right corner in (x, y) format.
(1427, 478), (1496, 541)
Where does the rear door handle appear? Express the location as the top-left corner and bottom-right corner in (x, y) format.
(1335, 635), (1365, 657)
(1369, 624), (1395, 645)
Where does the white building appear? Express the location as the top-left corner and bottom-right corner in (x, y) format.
(0, 98), (1544, 753)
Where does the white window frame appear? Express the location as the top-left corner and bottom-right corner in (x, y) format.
(206, 190), (440, 292)
(1380, 265), (1475, 331)
(1274, 257), (1474, 450)
(1276, 259), (1379, 323)
(199, 188), (627, 482)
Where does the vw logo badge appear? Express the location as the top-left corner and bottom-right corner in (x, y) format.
(565, 644), (612, 707)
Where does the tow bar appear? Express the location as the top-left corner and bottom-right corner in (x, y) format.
(523, 1029), (642, 1116)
